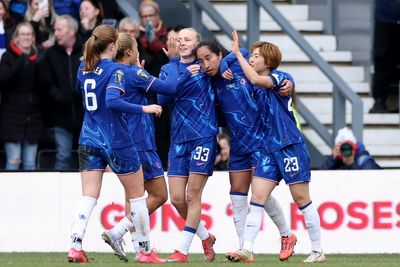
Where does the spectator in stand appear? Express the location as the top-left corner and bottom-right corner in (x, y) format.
(0, 0), (14, 58)
(214, 133), (230, 171)
(0, 22), (47, 170)
(369, 0), (400, 113)
(118, 17), (139, 38)
(77, 0), (102, 45)
(118, 16), (145, 59)
(138, 0), (169, 76)
(42, 15), (83, 170)
(320, 127), (382, 170)
(53, 0), (80, 21)
(24, 0), (56, 48)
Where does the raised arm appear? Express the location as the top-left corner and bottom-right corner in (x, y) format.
(231, 31), (275, 88)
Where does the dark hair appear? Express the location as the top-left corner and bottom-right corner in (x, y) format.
(81, 0), (104, 26)
(195, 40), (229, 58)
(83, 25), (118, 71)
(172, 25), (186, 32)
(0, 0), (10, 23)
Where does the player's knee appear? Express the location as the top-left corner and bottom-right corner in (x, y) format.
(153, 191), (168, 207)
(170, 194), (185, 209)
(186, 191), (201, 207)
(158, 192), (168, 206)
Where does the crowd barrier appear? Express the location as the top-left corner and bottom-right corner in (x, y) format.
(0, 170), (399, 253)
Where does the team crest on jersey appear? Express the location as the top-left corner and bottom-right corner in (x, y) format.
(115, 70), (124, 83)
(136, 69), (150, 80)
(240, 77), (247, 85)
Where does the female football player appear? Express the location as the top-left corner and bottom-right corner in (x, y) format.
(68, 25), (162, 263)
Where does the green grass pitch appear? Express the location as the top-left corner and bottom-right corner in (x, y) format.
(0, 253), (399, 267)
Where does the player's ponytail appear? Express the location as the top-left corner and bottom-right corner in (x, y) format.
(83, 25), (118, 72)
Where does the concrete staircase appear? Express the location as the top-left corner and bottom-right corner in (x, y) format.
(188, 0), (400, 168)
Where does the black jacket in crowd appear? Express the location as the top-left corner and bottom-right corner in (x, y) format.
(43, 41), (84, 132)
(0, 41), (48, 143)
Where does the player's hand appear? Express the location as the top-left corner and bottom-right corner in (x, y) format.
(162, 35), (178, 58)
(135, 54), (145, 68)
(143, 104), (162, 117)
(279, 79), (293, 96)
(231, 31), (240, 55)
(187, 64), (201, 75)
(221, 69), (233, 80)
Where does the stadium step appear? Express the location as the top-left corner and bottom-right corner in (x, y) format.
(195, 0), (398, 168)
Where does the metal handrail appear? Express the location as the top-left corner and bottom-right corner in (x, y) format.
(189, 0), (247, 48)
(189, 0), (364, 146)
(250, 0), (363, 144)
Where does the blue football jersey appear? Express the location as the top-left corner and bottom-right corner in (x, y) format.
(211, 73), (265, 155)
(121, 64), (157, 151)
(77, 59), (133, 149)
(158, 60), (218, 144)
(254, 70), (303, 152)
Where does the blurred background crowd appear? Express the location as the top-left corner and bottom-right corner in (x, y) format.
(0, 0), (396, 172)
(0, 0), (175, 171)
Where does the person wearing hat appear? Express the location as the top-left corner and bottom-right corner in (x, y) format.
(320, 127), (382, 170)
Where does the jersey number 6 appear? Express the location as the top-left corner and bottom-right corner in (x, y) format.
(84, 79), (98, 111)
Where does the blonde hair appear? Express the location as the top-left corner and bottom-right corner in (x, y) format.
(13, 22), (36, 50)
(179, 27), (202, 42)
(25, 0), (56, 34)
(115, 32), (136, 61)
(83, 25), (118, 71)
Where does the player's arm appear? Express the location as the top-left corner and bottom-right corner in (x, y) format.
(231, 31), (275, 88)
(220, 48), (249, 73)
(148, 61), (179, 95)
(106, 88), (162, 116)
(106, 69), (162, 115)
(220, 48), (249, 80)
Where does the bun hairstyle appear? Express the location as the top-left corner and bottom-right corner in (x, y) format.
(115, 32), (136, 61)
(83, 25), (118, 71)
